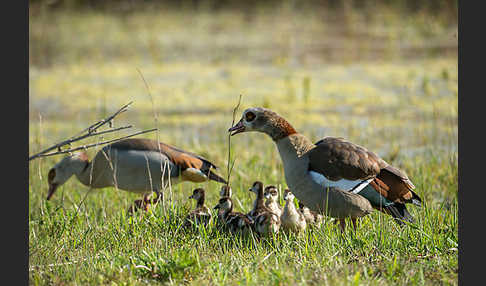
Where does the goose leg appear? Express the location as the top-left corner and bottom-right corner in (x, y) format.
(351, 217), (357, 232)
(339, 218), (346, 233)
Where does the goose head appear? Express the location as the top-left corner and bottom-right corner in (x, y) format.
(47, 152), (89, 200)
(228, 107), (296, 141)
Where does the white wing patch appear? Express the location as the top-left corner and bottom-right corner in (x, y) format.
(182, 168), (208, 182)
(309, 171), (373, 193)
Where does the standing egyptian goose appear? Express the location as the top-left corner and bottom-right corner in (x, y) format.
(228, 107), (422, 231)
(247, 181), (280, 236)
(46, 138), (227, 211)
(263, 185), (283, 219)
(281, 189), (307, 233)
(299, 202), (324, 228)
(213, 196), (253, 235)
(183, 188), (212, 228)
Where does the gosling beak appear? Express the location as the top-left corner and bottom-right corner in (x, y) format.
(228, 120), (245, 136)
(264, 193), (271, 199)
(46, 183), (58, 200)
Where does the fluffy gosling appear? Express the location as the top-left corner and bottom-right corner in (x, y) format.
(183, 188), (211, 228)
(264, 185), (283, 219)
(247, 181), (280, 236)
(281, 189), (307, 233)
(298, 202), (324, 228)
(214, 196), (253, 235)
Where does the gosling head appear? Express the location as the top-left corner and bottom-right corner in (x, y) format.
(283, 189), (295, 201)
(298, 201), (307, 210)
(189, 188), (205, 201)
(264, 185), (279, 201)
(248, 181), (264, 194)
(219, 185), (232, 197)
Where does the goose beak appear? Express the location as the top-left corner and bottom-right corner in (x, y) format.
(228, 120), (245, 136)
(46, 183), (58, 200)
(213, 205), (220, 210)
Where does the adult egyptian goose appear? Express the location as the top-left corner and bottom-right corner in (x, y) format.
(263, 185), (283, 219)
(46, 138), (227, 211)
(281, 189), (307, 233)
(213, 196), (253, 235)
(247, 181), (280, 236)
(228, 107), (422, 231)
(183, 188), (212, 228)
(298, 202), (324, 228)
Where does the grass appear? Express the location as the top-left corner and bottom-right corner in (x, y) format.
(29, 4), (457, 285)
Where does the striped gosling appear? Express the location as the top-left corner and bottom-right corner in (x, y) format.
(183, 188), (212, 228)
(214, 197), (253, 235)
(247, 181), (280, 236)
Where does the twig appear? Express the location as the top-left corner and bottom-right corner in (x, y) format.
(136, 68), (168, 211)
(72, 101), (133, 138)
(226, 94), (243, 184)
(34, 128), (158, 158)
(28, 102), (134, 161)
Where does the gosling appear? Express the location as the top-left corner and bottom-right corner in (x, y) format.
(298, 202), (324, 228)
(183, 188), (212, 228)
(214, 196), (253, 235)
(263, 185), (283, 219)
(281, 189), (307, 233)
(219, 185), (232, 198)
(247, 181), (280, 236)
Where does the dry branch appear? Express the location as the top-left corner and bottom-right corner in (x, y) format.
(28, 102), (152, 161)
(33, 128), (158, 159)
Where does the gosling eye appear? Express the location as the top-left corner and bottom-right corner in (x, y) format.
(245, 111), (256, 122)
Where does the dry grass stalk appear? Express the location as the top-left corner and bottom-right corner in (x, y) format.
(226, 94), (243, 184)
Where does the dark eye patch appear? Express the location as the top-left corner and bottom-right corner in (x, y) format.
(245, 112), (256, 122)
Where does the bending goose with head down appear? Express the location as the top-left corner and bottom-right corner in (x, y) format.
(228, 107), (422, 230)
(46, 138), (227, 211)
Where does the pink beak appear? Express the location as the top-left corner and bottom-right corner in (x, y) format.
(228, 120), (245, 136)
(46, 183), (58, 200)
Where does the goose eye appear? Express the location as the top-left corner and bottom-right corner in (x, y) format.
(245, 112), (256, 122)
